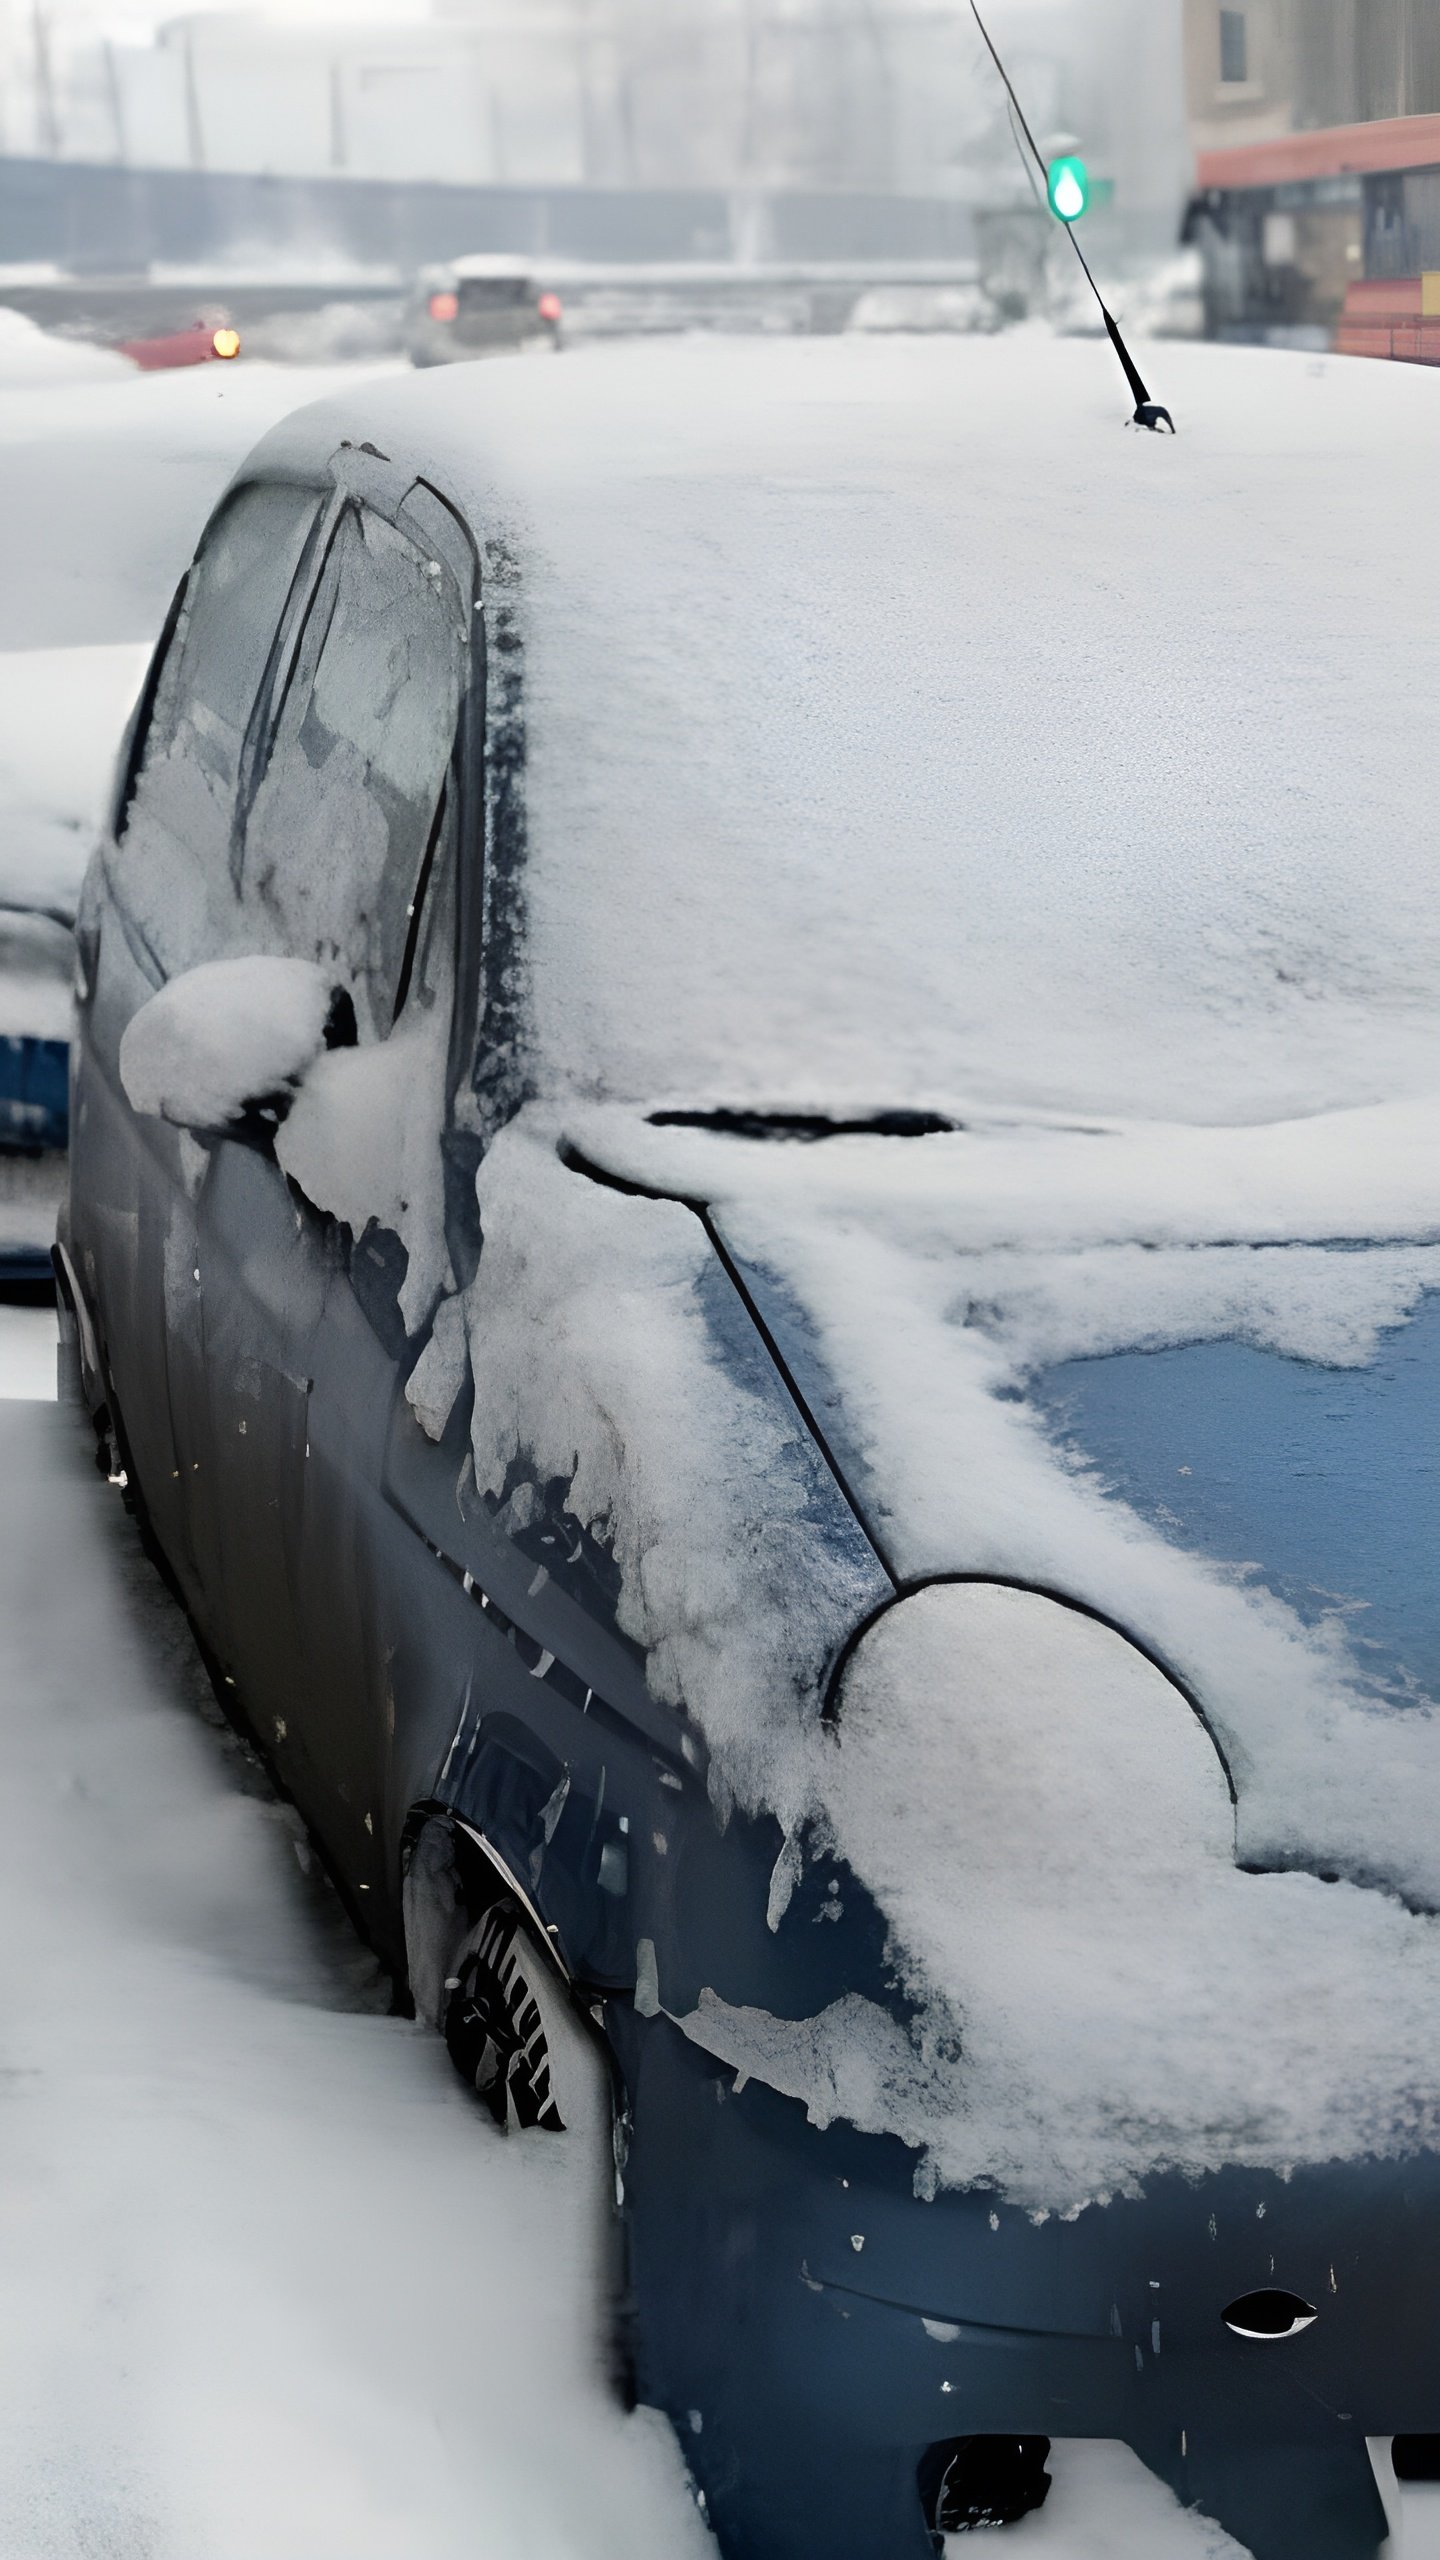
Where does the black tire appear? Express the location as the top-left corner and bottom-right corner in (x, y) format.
(444, 1898), (568, 2131)
(919, 2436), (1052, 2536)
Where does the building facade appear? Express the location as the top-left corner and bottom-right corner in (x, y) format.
(1183, 0), (1440, 355)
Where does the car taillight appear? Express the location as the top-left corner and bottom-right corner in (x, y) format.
(537, 291), (563, 325)
(428, 290), (459, 323)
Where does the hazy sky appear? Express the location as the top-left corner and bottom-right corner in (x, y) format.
(28, 0), (435, 38)
(30, 0), (1083, 38)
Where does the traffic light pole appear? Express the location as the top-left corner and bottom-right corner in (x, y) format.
(968, 0), (1175, 433)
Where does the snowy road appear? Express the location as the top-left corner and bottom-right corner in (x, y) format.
(0, 1300), (56, 1400)
(0, 1392), (713, 2560)
(0, 326), (1430, 2556)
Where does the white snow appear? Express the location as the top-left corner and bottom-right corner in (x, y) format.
(277, 1011), (455, 1328)
(0, 351), (403, 655)
(1006, 2441), (1250, 2556)
(120, 953), (336, 1130)
(264, 333), (1440, 1129)
(539, 1097), (1440, 2201)
(461, 1122), (885, 1838)
(0, 1151), (66, 1263)
(0, 642), (152, 912)
(0, 307), (134, 390)
(0, 1300), (57, 1398)
(829, 1584), (1440, 2205)
(0, 1397), (713, 2560)
(0, 345), (402, 910)
(642, 1575), (1440, 2211)
(0, 906), (73, 1040)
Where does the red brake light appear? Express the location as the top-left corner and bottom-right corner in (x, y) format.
(537, 291), (563, 324)
(428, 290), (459, 324)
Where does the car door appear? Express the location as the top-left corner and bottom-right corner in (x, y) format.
(183, 463), (478, 1891)
(71, 475), (326, 1610)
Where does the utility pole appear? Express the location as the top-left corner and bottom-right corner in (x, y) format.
(103, 38), (127, 165)
(329, 57), (347, 171)
(739, 0), (761, 175)
(182, 21), (205, 169)
(31, 0), (59, 156)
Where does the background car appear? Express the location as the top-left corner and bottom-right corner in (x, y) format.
(63, 339), (1440, 2560)
(406, 255), (562, 364)
(0, 897), (73, 1291)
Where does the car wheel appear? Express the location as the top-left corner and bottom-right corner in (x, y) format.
(444, 1897), (570, 2130)
(919, 2436), (1052, 2536)
(405, 1817), (620, 2360)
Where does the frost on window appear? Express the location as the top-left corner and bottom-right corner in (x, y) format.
(108, 480), (320, 980)
(242, 508), (465, 1039)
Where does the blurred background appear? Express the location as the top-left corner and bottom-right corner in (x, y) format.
(0, 2), (1431, 358)
(0, 0), (1185, 265)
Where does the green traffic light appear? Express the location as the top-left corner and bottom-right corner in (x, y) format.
(1047, 153), (1089, 222)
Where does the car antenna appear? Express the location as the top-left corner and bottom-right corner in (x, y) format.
(969, 0), (1175, 433)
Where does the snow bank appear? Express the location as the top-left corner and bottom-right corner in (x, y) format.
(0, 907), (73, 1041)
(0, 1150), (65, 1260)
(120, 954), (334, 1129)
(1006, 2441), (1250, 2557)
(0, 641), (151, 912)
(0, 307), (134, 390)
(0, 1302), (57, 1399)
(0, 1399), (712, 2560)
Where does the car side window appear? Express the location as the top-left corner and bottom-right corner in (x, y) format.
(108, 480), (322, 979)
(240, 503), (469, 1040)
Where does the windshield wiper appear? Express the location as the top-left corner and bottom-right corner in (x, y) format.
(646, 1108), (958, 1143)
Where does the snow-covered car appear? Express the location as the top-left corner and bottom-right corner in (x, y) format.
(406, 255), (561, 365)
(61, 337), (1440, 2560)
(0, 899), (73, 1286)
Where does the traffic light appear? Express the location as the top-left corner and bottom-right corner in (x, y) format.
(1047, 154), (1089, 222)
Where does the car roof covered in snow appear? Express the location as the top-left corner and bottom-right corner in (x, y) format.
(241, 334), (1439, 1126)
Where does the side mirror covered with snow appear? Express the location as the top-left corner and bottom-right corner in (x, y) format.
(118, 954), (349, 1138)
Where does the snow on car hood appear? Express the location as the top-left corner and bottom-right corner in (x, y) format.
(568, 1092), (1440, 1900)
(429, 1094), (1440, 2213)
